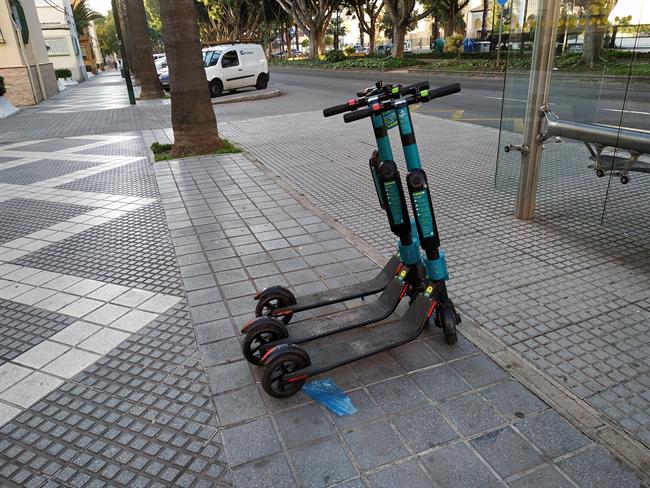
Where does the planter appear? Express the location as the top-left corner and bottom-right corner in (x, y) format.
(57, 79), (66, 91)
(0, 95), (19, 118)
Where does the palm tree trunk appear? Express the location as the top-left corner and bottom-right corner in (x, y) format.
(124, 0), (163, 99)
(159, 0), (223, 156)
(481, 0), (489, 40)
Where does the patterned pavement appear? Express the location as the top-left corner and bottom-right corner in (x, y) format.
(0, 72), (645, 487)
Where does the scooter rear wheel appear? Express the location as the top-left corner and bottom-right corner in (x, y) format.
(242, 319), (288, 365)
(262, 351), (309, 398)
(255, 289), (295, 324)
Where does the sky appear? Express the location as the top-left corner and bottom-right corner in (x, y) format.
(88, 0), (111, 15)
(88, 0), (648, 23)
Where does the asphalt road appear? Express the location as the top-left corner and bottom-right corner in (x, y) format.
(214, 68), (650, 133)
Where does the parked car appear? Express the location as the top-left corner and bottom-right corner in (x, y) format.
(154, 56), (167, 76)
(159, 67), (169, 90)
(376, 44), (392, 55)
(203, 43), (269, 97)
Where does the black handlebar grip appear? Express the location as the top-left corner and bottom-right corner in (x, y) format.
(323, 102), (354, 117)
(400, 81), (429, 95)
(427, 83), (461, 101)
(344, 106), (373, 123)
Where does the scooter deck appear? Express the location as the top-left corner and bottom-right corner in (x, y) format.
(282, 276), (408, 344)
(276, 255), (402, 314)
(298, 292), (435, 376)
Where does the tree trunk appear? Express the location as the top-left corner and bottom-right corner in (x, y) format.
(284, 25), (292, 57)
(393, 23), (406, 57)
(369, 19), (376, 52)
(481, 0), (489, 40)
(609, 25), (618, 48)
(116, 0), (137, 80)
(582, 14), (607, 67)
(308, 31), (318, 58)
(124, 0), (163, 99)
(158, 0), (223, 157)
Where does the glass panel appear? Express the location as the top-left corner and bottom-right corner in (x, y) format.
(496, 0), (649, 235)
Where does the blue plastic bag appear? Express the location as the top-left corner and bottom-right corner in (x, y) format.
(303, 378), (358, 416)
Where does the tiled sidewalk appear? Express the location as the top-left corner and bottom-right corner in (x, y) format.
(152, 153), (642, 488)
(215, 110), (650, 451)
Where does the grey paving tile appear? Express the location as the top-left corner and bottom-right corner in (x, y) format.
(0, 371), (63, 408)
(231, 454), (295, 488)
(275, 403), (335, 449)
(439, 392), (507, 436)
(367, 460), (433, 488)
(214, 385), (266, 425)
(482, 380), (547, 420)
(206, 360), (255, 394)
(508, 465), (574, 488)
(222, 417), (281, 466)
(569, 439), (642, 483)
(393, 404), (458, 453)
(367, 377), (428, 415)
(0, 364), (32, 392)
(290, 438), (358, 488)
(411, 365), (472, 402)
(421, 441), (499, 488)
(516, 410), (591, 458)
(342, 422), (409, 470)
(451, 354), (511, 388)
(471, 427), (545, 479)
(389, 341), (444, 372)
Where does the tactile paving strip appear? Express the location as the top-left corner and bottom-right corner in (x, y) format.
(0, 159), (106, 185)
(13, 203), (183, 295)
(0, 198), (93, 246)
(0, 299), (76, 366)
(57, 161), (159, 198)
(0, 301), (230, 487)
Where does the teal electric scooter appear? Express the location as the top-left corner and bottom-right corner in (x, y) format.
(255, 86), (462, 397)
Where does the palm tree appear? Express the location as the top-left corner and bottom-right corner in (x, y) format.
(72, 0), (103, 36)
(124, 0), (163, 99)
(158, 0), (223, 156)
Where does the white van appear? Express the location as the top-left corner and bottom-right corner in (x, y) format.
(203, 43), (269, 98)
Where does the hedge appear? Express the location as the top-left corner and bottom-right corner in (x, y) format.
(55, 68), (72, 79)
(0, 76), (6, 97)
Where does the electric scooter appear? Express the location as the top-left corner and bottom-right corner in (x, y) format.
(252, 81), (429, 326)
(257, 86), (462, 397)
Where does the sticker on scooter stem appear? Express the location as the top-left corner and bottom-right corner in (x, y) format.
(412, 190), (435, 238)
(384, 180), (405, 224)
(383, 110), (398, 130)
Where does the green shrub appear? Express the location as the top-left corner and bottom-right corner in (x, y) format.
(151, 139), (240, 161)
(55, 68), (72, 79)
(325, 50), (346, 62)
(85, 65), (93, 72)
(344, 45), (356, 56)
(444, 35), (464, 54)
(0, 76), (5, 97)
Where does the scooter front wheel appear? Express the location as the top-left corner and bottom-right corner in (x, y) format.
(262, 351), (309, 398)
(439, 306), (458, 345)
(242, 319), (288, 365)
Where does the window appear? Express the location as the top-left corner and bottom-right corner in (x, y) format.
(203, 50), (221, 67)
(221, 50), (239, 68)
(45, 37), (69, 56)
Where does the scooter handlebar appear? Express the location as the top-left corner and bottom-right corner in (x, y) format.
(343, 83), (461, 123)
(324, 81), (431, 118)
(323, 101), (356, 117)
(427, 82), (461, 101)
(343, 106), (373, 123)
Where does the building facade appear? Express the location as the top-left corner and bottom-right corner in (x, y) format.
(36, 0), (87, 81)
(0, 0), (58, 106)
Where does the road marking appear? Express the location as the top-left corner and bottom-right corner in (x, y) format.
(602, 108), (650, 116)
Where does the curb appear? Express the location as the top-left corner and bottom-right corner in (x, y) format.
(242, 147), (650, 485)
(212, 88), (281, 105)
(271, 64), (645, 84)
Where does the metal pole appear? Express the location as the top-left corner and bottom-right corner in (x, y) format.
(111, 0), (135, 104)
(514, 0), (562, 220)
(496, 6), (504, 66)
